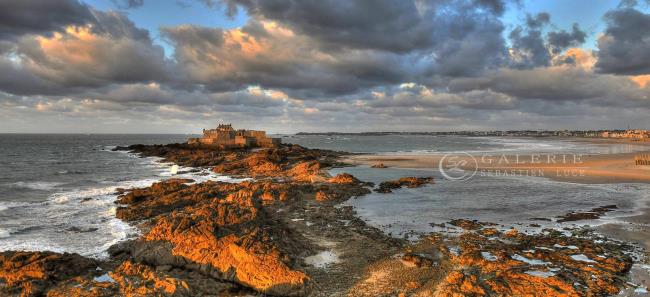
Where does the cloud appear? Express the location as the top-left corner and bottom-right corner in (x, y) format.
(552, 48), (596, 69)
(0, 10), (169, 95)
(547, 24), (586, 55)
(1, 0), (650, 133)
(0, 0), (93, 39)
(223, 0), (508, 74)
(596, 7), (650, 75)
(508, 13), (586, 68)
(449, 66), (650, 108)
(164, 0), (510, 95)
(163, 21), (420, 95)
(111, 0), (145, 9)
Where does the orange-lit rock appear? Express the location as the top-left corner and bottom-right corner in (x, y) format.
(116, 143), (344, 181)
(328, 173), (360, 184)
(0, 251), (97, 297)
(375, 176), (434, 193)
(114, 178), (314, 295)
(351, 223), (633, 296)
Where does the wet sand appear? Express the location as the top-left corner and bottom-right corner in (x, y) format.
(345, 150), (650, 184)
(345, 150), (650, 245)
(346, 148), (650, 293)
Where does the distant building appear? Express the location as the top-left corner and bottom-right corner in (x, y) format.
(188, 123), (281, 148)
(600, 129), (649, 139)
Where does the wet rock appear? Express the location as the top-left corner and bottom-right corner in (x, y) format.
(530, 217), (553, 221)
(448, 219), (497, 230)
(370, 163), (388, 168)
(134, 199), (312, 296)
(375, 177), (434, 193)
(351, 223), (634, 297)
(119, 143), (345, 181)
(328, 173), (359, 184)
(113, 178), (325, 295)
(66, 227), (99, 233)
(0, 251), (98, 297)
(557, 205), (618, 223)
(401, 253), (435, 268)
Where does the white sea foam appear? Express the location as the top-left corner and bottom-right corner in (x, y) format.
(11, 181), (64, 191)
(0, 159), (248, 258)
(524, 270), (556, 278)
(570, 254), (597, 263)
(481, 251), (498, 261)
(511, 254), (551, 266)
(94, 273), (116, 283)
(305, 250), (339, 268)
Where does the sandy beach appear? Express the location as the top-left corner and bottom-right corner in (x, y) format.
(345, 149), (650, 184)
(346, 144), (650, 291)
(344, 147), (650, 237)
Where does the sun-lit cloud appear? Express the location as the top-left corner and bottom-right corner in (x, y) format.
(1, 0), (650, 132)
(630, 75), (650, 88)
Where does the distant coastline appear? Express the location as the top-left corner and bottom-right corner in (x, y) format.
(297, 129), (650, 138)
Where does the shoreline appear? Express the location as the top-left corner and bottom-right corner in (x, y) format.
(0, 143), (647, 296)
(345, 151), (650, 245)
(345, 150), (650, 184)
(347, 150), (650, 293)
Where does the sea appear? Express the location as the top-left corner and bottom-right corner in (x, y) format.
(1, 134), (649, 258)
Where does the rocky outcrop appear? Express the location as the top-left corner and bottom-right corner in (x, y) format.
(115, 143), (346, 181)
(557, 205), (618, 223)
(375, 177), (434, 193)
(2, 142), (639, 297)
(0, 251), (98, 297)
(110, 170), (376, 295)
(129, 181), (312, 296)
(350, 222), (634, 297)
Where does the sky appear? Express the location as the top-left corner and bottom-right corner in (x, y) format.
(1, 0), (650, 133)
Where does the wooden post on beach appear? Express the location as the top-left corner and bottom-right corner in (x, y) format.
(636, 154), (650, 165)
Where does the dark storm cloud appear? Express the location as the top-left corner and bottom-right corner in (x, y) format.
(0, 57), (66, 95)
(164, 0), (508, 95)
(224, 0), (507, 57)
(0, 0), (93, 39)
(162, 23), (420, 95)
(617, 0), (650, 8)
(547, 24), (586, 54)
(2, 0), (650, 133)
(224, 0), (435, 53)
(89, 10), (151, 40)
(596, 7), (650, 75)
(0, 9), (169, 95)
(111, 0), (145, 9)
(448, 67), (650, 108)
(525, 12), (550, 28)
(508, 13), (551, 68)
(509, 13), (586, 68)
(473, 0), (510, 15)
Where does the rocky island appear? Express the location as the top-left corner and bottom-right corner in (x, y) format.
(0, 127), (641, 296)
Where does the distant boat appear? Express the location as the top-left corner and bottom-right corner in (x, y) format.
(170, 165), (179, 175)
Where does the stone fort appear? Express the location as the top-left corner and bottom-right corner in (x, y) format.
(187, 124), (281, 148)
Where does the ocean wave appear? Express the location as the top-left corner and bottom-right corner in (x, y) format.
(56, 170), (89, 175)
(0, 201), (35, 212)
(50, 178), (159, 204)
(11, 181), (65, 191)
(1, 151), (250, 258)
(0, 228), (9, 238)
